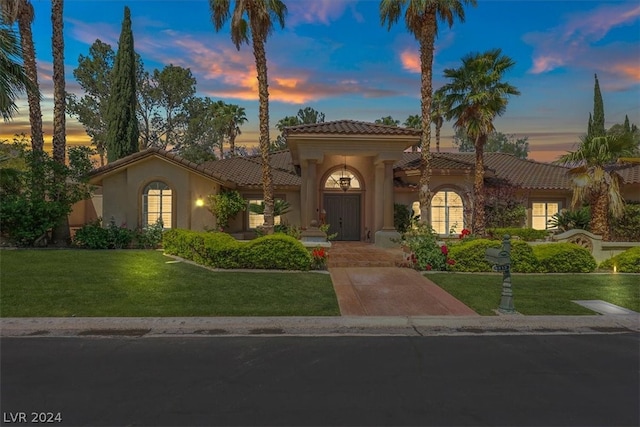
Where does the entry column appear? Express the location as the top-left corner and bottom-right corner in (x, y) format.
(374, 160), (401, 247)
(306, 159), (317, 225)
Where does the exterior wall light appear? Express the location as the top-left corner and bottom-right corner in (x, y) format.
(196, 197), (204, 207)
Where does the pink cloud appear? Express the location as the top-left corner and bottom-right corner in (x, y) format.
(400, 49), (420, 73)
(287, 0), (361, 26)
(525, 3), (640, 75)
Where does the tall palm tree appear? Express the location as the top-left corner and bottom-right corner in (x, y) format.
(209, 0), (287, 232)
(430, 89), (444, 153)
(51, 0), (70, 245)
(380, 0), (476, 226)
(3, 0), (44, 152)
(438, 48), (520, 236)
(51, 0), (65, 165)
(214, 101), (247, 157)
(556, 133), (636, 240)
(0, 19), (31, 120)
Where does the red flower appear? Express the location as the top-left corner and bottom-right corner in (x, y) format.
(313, 248), (326, 258)
(459, 228), (471, 239)
(446, 259), (456, 265)
(440, 245), (448, 255)
(425, 264), (432, 271)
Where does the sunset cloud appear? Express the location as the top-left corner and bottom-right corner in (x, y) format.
(287, 0), (362, 26)
(400, 49), (420, 73)
(525, 3), (640, 76)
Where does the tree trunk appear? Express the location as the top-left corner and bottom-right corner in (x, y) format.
(590, 185), (610, 240)
(417, 10), (436, 226)
(229, 131), (236, 158)
(251, 28), (274, 234)
(17, 1), (44, 153)
(51, 0), (70, 246)
(435, 121), (441, 153)
(472, 134), (487, 236)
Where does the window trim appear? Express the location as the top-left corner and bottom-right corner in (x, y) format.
(531, 200), (563, 230)
(430, 189), (465, 236)
(243, 194), (287, 230)
(140, 180), (175, 229)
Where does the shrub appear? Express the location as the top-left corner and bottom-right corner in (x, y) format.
(548, 207), (590, 232)
(532, 243), (597, 273)
(400, 224), (452, 271)
(134, 219), (165, 249)
(163, 229), (311, 270)
(394, 203), (414, 234)
(206, 190), (246, 230)
(610, 203), (640, 242)
(448, 238), (539, 273)
(73, 218), (134, 249)
(599, 247), (640, 273)
(486, 227), (549, 242)
(242, 234), (312, 271)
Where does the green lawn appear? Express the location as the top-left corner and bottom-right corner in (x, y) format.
(427, 273), (640, 316)
(0, 250), (340, 317)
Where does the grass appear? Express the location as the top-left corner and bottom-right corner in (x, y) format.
(0, 249), (340, 317)
(427, 273), (640, 316)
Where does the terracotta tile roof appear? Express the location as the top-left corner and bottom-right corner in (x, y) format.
(397, 152), (573, 190)
(88, 147), (234, 186)
(284, 120), (421, 136)
(202, 150), (301, 188)
(394, 152), (476, 171)
(617, 163), (640, 184)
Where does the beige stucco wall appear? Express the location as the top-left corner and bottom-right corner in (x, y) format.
(100, 157), (218, 231)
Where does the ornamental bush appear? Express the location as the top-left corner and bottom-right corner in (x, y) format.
(532, 243), (597, 273)
(163, 229), (311, 270)
(448, 238), (539, 273)
(486, 227), (549, 242)
(599, 247), (640, 273)
(241, 234), (312, 271)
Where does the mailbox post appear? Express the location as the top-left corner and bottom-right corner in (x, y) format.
(485, 235), (515, 314)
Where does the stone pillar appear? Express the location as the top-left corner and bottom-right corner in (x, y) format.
(374, 163), (384, 232)
(307, 159), (317, 224)
(382, 160), (395, 230)
(301, 160), (309, 227)
(375, 160), (400, 248)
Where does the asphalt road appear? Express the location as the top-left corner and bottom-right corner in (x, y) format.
(2, 334), (638, 427)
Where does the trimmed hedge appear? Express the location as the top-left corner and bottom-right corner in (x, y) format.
(448, 239), (539, 273)
(599, 247), (640, 273)
(486, 227), (549, 242)
(532, 243), (597, 273)
(163, 229), (312, 271)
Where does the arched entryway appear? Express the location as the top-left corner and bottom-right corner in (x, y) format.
(322, 168), (362, 241)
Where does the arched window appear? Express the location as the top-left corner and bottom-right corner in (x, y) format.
(142, 181), (172, 228)
(324, 169), (361, 190)
(431, 190), (464, 235)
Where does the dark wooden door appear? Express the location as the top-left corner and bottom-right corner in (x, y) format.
(323, 194), (361, 241)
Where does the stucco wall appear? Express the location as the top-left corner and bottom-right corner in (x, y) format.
(101, 157), (218, 230)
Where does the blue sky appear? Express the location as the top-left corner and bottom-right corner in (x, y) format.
(4, 0), (640, 162)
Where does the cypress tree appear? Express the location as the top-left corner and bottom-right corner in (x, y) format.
(592, 73), (605, 137)
(624, 115), (630, 134)
(105, 6), (138, 163)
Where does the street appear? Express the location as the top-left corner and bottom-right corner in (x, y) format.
(2, 333), (638, 426)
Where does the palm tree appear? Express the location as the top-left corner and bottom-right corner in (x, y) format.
(0, 19), (31, 120)
(209, 0), (287, 233)
(438, 48), (520, 236)
(51, 0), (70, 245)
(51, 0), (65, 165)
(403, 114), (421, 151)
(380, 0), (476, 226)
(556, 133), (636, 240)
(2, 0), (44, 152)
(375, 115), (400, 126)
(214, 101), (247, 157)
(430, 89), (444, 153)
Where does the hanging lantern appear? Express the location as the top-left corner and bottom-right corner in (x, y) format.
(339, 156), (351, 191)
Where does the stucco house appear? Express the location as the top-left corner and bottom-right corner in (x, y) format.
(77, 120), (640, 245)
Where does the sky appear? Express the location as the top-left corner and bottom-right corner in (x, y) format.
(3, 0), (640, 162)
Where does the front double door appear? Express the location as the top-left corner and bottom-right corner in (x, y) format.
(323, 193), (361, 241)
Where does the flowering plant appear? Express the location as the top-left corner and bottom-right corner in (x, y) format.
(311, 247), (328, 269)
(398, 224), (456, 271)
(459, 228), (471, 239)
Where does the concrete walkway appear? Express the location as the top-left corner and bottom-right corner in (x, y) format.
(330, 267), (478, 316)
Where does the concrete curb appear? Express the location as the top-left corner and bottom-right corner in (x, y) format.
(1, 315), (638, 337)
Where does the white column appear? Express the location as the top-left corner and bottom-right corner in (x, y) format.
(382, 160), (395, 230)
(307, 159), (317, 225)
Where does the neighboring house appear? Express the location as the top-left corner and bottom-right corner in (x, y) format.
(78, 120), (640, 245)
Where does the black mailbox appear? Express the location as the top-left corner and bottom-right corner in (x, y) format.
(485, 248), (510, 266)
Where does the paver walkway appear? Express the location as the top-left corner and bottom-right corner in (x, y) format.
(327, 242), (478, 316)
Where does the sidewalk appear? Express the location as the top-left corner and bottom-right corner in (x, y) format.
(1, 314), (638, 337)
